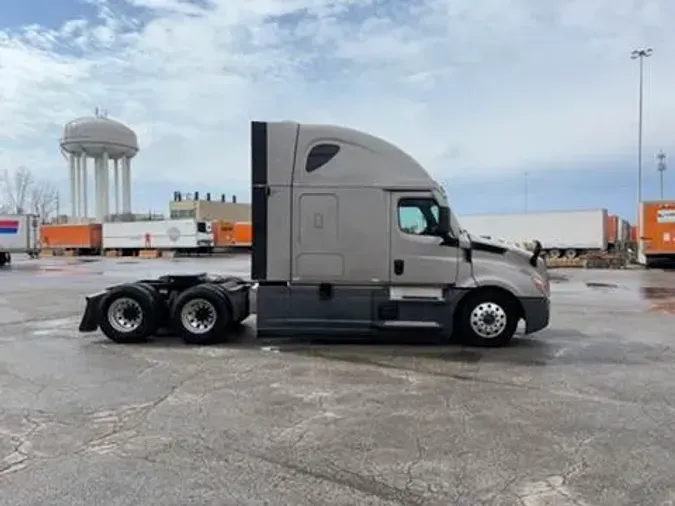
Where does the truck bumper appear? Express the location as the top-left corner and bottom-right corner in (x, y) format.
(79, 291), (108, 332)
(520, 296), (550, 334)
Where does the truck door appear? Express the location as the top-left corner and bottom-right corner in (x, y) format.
(388, 192), (460, 287)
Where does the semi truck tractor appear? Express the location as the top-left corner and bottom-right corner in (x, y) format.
(79, 120), (550, 347)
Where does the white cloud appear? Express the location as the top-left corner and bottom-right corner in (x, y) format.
(1, 0), (675, 200)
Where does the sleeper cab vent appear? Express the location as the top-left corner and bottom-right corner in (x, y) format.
(306, 143), (340, 173)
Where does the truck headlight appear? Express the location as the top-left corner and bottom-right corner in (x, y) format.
(532, 274), (550, 297)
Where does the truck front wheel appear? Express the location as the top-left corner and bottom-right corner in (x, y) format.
(456, 290), (520, 347)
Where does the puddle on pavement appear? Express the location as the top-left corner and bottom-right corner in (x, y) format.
(641, 287), (675, 314)
(548, 273), (568, 283)
(585, 282), (619, 289)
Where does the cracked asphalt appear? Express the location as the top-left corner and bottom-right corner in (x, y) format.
(1, 255), (675, 505)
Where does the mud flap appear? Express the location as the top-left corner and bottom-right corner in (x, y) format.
(79, 291), (108, 332)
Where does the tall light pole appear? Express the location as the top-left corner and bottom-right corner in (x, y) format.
(657, 151), (667, 200)
(631, 48), (653, 208)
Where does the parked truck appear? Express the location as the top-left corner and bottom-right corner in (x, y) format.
(459, 209), (608, 259)
(0, 215), (39, 266)
(78, 120), (550, 347)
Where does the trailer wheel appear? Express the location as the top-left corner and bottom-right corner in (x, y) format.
(0, 253), (6, 267)
(455, 289), (520, 347)
(99, 284), (160, 343)
(171, 284), (232, 345)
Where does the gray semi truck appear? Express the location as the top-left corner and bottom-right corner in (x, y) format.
(79, 120), (550, 347)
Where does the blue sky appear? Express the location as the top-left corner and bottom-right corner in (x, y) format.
(1, 0), (675, 223)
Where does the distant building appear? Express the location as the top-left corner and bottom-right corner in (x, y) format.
(168, 191), (251, 222)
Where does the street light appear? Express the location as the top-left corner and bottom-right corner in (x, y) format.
(657, 151), (667, 200)
(630, 48), (653, 207)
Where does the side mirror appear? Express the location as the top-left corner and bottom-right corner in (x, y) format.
(437, 206), (451, 235)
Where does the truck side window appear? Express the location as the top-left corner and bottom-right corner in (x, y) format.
(306, 144), (340, 173)
(398, 198), (441, 236)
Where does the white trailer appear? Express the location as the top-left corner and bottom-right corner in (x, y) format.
(458, 209), (608, 257)
(0, 214), (39, 266)
(102, 219), (213, 252)
(618, 218), (631, 247)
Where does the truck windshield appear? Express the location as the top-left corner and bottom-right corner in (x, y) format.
(398, 198), (448, 236)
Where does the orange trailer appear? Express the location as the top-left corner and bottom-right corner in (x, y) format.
(630, 225), (637, 244)
(232, 221), (252, 247)
(212, 220), (235, 247)
(212, 220), (252, 248)
(40, 223), (102, 251)
(606, 214), (618, 248)
(638, 201), (675, 266)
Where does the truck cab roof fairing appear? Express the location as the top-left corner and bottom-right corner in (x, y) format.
(293, 123), (436, 189)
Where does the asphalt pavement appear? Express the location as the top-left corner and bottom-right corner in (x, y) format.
(1, 255), (674, 506)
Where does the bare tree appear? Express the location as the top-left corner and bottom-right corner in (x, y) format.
(1, 166), (59, 222)
(2, 166), (33, 214)
(30, 181), (59, 223)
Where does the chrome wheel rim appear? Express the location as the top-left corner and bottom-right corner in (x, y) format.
(181, 298), (217, 334)
(470, 302), (507, 338)
(107, 297), (143, 333)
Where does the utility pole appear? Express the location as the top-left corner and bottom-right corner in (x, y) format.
(630, 48), (653, 209)
(657, 151), (667, 200)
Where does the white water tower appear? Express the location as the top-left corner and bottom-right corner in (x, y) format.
(60, 110), (139, 222)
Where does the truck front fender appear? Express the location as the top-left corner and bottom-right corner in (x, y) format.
(463, 272), (541, 300)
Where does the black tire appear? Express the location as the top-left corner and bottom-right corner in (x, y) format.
(170, 284), (232, 345)
(98, 284), (160, 343)
(0, 253), (6, 267)
(137, 282), (168, 321)
(455, 290), (520, 347)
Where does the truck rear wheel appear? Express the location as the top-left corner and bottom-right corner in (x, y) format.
(456, 290), (520, 347)
(171, 284), (232, 345)
(99, 284), (160, 343)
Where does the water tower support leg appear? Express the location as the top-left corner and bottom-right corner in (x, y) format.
(122, 156), (131, 214)
(75, 155), (82, 220)
(102, 152), (110, 220)
(69, 154), (76, 219)
(114, 159), (120, 215)
(94, 157), (103, 222)
(82, 155), (88, 219)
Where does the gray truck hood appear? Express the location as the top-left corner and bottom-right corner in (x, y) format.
(468, 233), (547, 277)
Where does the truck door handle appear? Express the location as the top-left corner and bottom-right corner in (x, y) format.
(394, 259), (404, 275)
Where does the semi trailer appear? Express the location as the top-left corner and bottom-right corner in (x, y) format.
(459, 209), (608, 259)
(102, 219), (214, 253)
(0, 214), (39, 266)
(79, 120), (551, 347)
